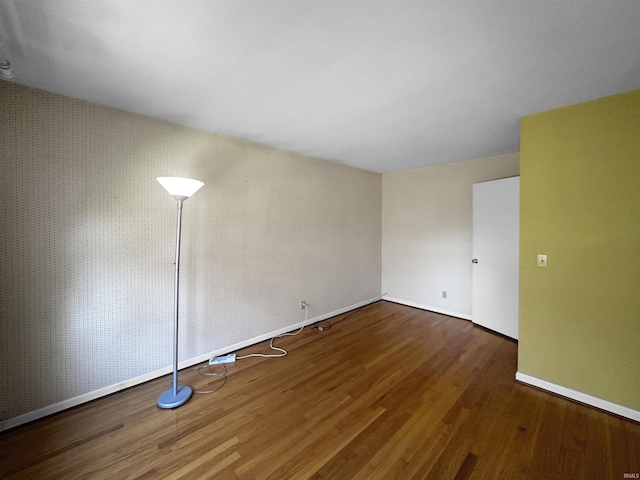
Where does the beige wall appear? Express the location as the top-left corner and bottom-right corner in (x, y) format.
(0, 82), (382, 424)
(382, 153), (519, 317)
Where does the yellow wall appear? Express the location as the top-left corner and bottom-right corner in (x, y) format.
(519, 89), (640, 410)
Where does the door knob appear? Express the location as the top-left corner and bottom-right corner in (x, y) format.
(472, 259), (478, 263)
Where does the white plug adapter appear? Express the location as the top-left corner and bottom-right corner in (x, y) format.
(209, 354), (236, 365)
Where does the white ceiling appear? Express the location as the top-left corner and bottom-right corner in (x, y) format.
(1, 1), (639, 173)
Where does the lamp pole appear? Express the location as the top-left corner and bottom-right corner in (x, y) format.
(156, 177), (203, 409)
(171, 199), (184, 398)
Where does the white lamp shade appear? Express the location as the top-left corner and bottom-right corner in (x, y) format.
(157, 177), (204, 199)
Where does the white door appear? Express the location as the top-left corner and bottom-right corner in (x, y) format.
(472, 176), (519, 339)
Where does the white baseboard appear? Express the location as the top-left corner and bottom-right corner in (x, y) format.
(515, 372), (640, 423)
(0, 295), (383, 432)
(382, 296), (472, 321)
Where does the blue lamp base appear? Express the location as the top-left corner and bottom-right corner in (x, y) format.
(157, 385), (193, 409)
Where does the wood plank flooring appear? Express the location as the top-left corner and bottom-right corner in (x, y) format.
(1, 301), (639, 479)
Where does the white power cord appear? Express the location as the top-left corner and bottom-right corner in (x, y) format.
(236, 302), (310, 359)
(197, 296), (386, 393)
(194, 356), (227, 394)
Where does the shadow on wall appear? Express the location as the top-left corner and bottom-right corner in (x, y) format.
(0, 84), (225, 422)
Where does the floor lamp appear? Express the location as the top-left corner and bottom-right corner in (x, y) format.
(156, 176), (204, 409)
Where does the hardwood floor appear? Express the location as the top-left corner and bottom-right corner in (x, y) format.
(1, 301), (639, 479)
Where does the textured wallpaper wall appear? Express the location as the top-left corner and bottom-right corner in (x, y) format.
(0, 82), (382, 423)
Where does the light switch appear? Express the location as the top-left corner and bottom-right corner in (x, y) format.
(537, 254), (548, 267)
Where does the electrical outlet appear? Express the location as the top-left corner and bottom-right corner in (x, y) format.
(442, 291), (447, 299)
(300, 300), (307, 310)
